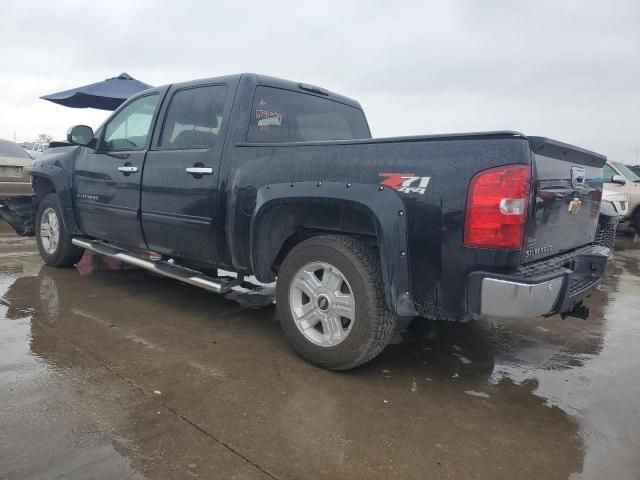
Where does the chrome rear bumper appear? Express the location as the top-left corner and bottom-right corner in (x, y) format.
(480, 277), (563, 319)
(468, 245), (610, 320)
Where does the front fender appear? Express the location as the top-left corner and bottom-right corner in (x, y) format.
(250, 181), (417, 316)
(29, 146), (82, 235)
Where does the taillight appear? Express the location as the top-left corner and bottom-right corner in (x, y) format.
(464, 164), (531, 249)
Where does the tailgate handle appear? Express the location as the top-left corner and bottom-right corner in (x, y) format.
(185, 167), (213, 175)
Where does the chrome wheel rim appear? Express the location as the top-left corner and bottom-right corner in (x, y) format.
(40, 207), (60, 255)
(289, 261), (356, 347)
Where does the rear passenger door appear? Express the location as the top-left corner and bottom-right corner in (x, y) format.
(141, 84), (229, 264)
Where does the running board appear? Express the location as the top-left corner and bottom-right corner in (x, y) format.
(71, 238), (243, 294)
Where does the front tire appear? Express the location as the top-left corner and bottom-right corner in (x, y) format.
(276, 235), (397, 370)
(36, 194), (84, 267)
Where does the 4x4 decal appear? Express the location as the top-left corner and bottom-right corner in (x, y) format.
(379, 173), (431, 195)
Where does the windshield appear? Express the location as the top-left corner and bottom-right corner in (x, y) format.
(613, 162), (640, 182)
(0, 139), (32, 159)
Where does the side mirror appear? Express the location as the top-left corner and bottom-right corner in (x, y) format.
(611, 174), (626, 185)
(67, 125), (95, 147)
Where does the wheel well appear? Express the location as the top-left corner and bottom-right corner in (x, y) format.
(32, 176), (55, 203)
(252, 199), (380, 280)
(272, 229), (377, 274)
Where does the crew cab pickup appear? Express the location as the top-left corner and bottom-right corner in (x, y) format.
(0, 73), (610, 370)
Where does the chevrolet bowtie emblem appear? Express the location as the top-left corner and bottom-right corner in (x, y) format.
(568, 197), (582, 214)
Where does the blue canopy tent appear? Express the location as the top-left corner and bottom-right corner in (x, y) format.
(40, 73), (152, 111)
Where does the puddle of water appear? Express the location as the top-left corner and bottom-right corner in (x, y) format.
(0, 253), (143, 480)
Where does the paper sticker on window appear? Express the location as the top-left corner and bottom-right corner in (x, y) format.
(257, 116), (282, 128)
(256, 107), (283, 131)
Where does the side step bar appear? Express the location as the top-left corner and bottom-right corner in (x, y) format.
(71, 238), (243, 294)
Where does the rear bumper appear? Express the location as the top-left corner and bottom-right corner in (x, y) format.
(467, 245), (610, 320)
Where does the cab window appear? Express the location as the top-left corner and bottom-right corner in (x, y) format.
(159, 85), (227, 150)
(247, 86), (370, 143)
(103, 94), (159, 151)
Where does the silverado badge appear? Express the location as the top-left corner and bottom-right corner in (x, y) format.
(568, 197), (582, 214)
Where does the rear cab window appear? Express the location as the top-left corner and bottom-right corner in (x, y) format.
(248, 86), (370, 143)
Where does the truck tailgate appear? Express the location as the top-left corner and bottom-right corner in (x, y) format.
(523, 137), (606, 263)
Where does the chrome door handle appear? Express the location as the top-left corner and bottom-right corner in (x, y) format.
(185, 167), (213, 175)
(117, 166), (138, 173)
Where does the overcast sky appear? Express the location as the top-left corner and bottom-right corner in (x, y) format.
(1, 0), (638, 163)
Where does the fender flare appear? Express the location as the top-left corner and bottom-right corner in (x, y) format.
(30, 164), (82, 235)
(250, 181), (417, 316)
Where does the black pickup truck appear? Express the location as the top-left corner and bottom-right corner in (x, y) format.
(0, 73), (610, 370)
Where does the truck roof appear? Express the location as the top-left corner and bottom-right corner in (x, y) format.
(165, 73), (363, 110)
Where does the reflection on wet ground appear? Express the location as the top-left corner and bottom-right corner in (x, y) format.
(1, 222), (639, 479)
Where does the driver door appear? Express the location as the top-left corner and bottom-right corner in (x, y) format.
(74, 92), (163, 248)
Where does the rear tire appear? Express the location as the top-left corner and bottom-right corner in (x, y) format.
(276, 235), (397, 370)
(36, 194), (84, 267)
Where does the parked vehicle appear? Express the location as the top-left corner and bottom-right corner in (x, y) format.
(603, 161), (640, 234)
(602, 189), (629, 219)
(595, 191), (628, 253)
(0, 73), (611, 369)
(628, 165), (640, 177)
(25, 142), (49, 158)
(0, 139), (35, 198)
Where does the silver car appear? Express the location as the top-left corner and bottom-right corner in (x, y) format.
(0, 139), (34, 198)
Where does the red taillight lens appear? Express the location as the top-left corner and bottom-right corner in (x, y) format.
(464, 164), (531, 249)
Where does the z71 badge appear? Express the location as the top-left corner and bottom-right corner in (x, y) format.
(379, 173), (431, 195)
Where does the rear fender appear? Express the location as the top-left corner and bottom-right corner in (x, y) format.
(250, 181), (417, 316)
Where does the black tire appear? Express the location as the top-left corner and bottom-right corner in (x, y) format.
(35, 193), (84, 267)
(276, 235), (397, 370)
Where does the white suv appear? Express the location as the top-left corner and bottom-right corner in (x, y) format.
(27, 142), (49, 158)
(603, 161), (640, 234)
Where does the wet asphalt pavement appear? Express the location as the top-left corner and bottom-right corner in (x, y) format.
(1, 222), (639, 480)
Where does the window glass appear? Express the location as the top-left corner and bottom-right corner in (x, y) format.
(248, 86), (370, 143)
(603, 164), (617, 182)
(103, 94), (159, 151)
(160, 85), (228, 150)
